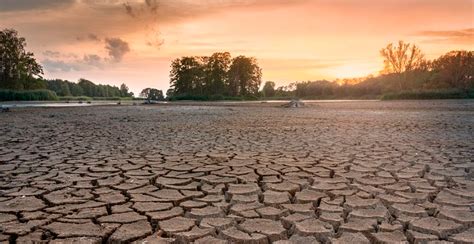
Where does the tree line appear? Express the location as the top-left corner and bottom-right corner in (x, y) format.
(262, 42), (473, 99)
(167, 52), (262, 99)
(0, 29), (44, 90)
(0, 29), (134, 100)
(1, 28), (472, 101)
(46, 79), (133, 98)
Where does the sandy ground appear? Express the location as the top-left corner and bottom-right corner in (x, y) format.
(0, 100), (473, 243)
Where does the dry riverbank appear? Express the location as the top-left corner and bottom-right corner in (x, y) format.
(0, 100), (473, 243)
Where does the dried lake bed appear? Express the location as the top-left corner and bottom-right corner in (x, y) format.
(0, 100), (473, 243)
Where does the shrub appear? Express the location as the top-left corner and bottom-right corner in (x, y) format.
(59, 96), (92, 101)
(0, 89), (58, 101)
(381, 89), (474, 100)
(58, 96), (138, 101)
(92, 97), (123, 101)
(168, 94), (256, 101)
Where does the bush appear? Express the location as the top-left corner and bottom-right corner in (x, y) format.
(209, 94), (225, 101)
(381, 89), (474, 100)
(92, 97), (125, 101)
(0, 89), (58, 101)
(168, 94), (257, 101)
(58, 96), (138, 101)
(168, 94), (214, 101)
(59, 96), (92, 101)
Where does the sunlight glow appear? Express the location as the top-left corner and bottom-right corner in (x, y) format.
(327, 64), (378, 79)
(0, 0), (471, 94)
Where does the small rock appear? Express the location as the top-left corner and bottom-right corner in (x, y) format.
(281, 99), (305, 108)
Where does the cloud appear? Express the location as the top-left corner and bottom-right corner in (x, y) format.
(105, 37), (130, 62)
(262, 58), (342, 70)
(122, 0), (159, 18)
(1, 0), (309, 51)
(83, 54), (104, 67)
(145, 29), (164, 49)
(415, 28), (474, 45)
(76, 33), (101, 42)
(417, 28), (473, 37)
(123, 2), (135, 17)
(145, 0), (159, 13)
(146, 39), (165, 49)
(0, 0), (76, 12)
(42, 59), (86, 72)
(121, 0), (158, 17)
(42, 50), (62, 58)
(120, 0), (308, 20)
(42, 53), (105, 72)
(43, 36), (130, 73)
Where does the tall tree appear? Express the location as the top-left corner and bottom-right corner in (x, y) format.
(78, 79), (96, 97)
(166, 88), (175, 98)
(59, 82), (72, 96)
(170, 56), (206, 96)
(140, 88), (164, 101)
(69, 82), (84, 96)
(204, 52), (231, 95)
(227, 56), (262, 96)
(262, 81), (276, 97)
(432, 50), (473, 90)
(380, 41), (426, 90)
(0, 29), (43, 89)
(120, 83), (132, 97)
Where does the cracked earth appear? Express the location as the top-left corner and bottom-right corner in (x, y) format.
(0, 100), (473, 243)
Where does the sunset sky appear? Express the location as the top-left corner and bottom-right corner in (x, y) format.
(1, 0), (473, 94)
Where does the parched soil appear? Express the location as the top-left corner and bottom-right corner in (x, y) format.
(0, 100), (473, 243)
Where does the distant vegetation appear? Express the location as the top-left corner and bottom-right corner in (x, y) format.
(140, 88), (164, 102)
(45, 79), (133, 98)
(0, 89), (58, 101)
(0, 29), (134, 101)
(167, 53), (262, 100)
(381, 89), (474, 100)
(263, 42), (473, 100)
(1, 28), (472, 101)
(166, 42), (472, 101)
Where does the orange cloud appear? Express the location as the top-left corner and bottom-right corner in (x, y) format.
(416, 28), (474, 45)
(0, 0), (472, 94)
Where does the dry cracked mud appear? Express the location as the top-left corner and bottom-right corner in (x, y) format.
(0, 100), (473, 243)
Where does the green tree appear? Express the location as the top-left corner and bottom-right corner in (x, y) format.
(0, 28), (43, 90)
(262, 81), (276, 97)
(431, 50), (473, 90)
(46, 79), (68, 96)
(227, 56), (262, 96)
(166, 88), (174, 98)
(69, 82), (84, 96)
(204, 52), (231, 95)
(168, 53), (262, 98)
(120, 83), (132, 97)
(78, 78), (96, 97)
(170, 56), (206, 96)
(140, 88), (164, 101)
(59, 81), (71, 96)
